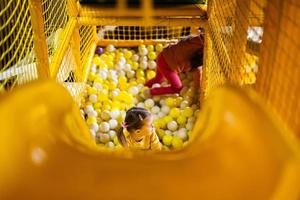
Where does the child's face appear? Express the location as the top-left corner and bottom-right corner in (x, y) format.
(131, 116), (154, 142)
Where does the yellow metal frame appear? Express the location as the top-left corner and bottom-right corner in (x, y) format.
(29, 0), (50, 78)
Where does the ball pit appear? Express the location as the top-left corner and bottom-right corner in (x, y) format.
(81, 44), (200, 150)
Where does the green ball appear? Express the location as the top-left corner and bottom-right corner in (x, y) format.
(172, 136), (183, 149)
(162, 135), (173, 146)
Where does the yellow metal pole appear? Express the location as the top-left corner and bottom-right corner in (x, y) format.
(29, 0), (50, 78)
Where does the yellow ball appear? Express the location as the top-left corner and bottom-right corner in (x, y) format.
(157, 129), (165, 138)
(108, 82), (117, 90)
(148, 51), (157, 60)
(175, 97), (183, 106)
(88, 87), (97, 95)
(137, 77), (146, 84)
(119, 83), (129, 91)
(129, 81), (138, 87)
(93, 56), (102, 65)
(136, 69), (145, 78)
(124, 51), (133, 59)
(100, 53), (107, 60)
(118, 76), (127, 84)
(165, 97), (175, 107)
(132, 62), (139, 70)
(147, 45), (154, 52)
(107, 61), (114, 69)
(177, 115), (187, 126)
(163, 135), (173, 146)
(87, 116), (97, 125)
(102, 104), (111, 111)
(155, 43), (164, 52)
(107, 54), (114, 62)
(94, 102), (102, 109)
(113, 136), (119, 145)
(183, 107), (193, 117)
(94, 77), (103, 84)
(170, 108), (180, 118)
(163, 116), (173, 123)
(172, 136), (183, 149)
(146, 70), (156, 80)
(88, 73), (96, 82)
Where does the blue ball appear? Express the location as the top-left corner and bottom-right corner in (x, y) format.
(95, 47), (103, 55)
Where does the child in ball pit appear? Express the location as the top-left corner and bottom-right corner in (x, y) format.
(145, 33), (204, 96)
(117, 107), (162, 151)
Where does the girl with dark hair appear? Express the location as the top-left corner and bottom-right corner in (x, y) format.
(145, 33), (204, 95)
(117, 107), (162, 151)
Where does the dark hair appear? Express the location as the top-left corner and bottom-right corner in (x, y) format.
(190, 48), (203, 70)
(117, 107), (151, 147)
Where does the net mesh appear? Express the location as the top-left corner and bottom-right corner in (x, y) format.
(0, 0), (37, 92)
(255, 0), (300, 136)
(42, 0), (68, 58)
(97, 26), (192, 41)
(203, 0), (265, 100)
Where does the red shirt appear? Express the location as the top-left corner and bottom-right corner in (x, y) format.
(161, 34), (204, 73)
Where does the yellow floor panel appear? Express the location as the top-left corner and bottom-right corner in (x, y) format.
(0, 80), (299, 200)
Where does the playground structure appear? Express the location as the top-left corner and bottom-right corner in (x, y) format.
(0, 0), (300, 199)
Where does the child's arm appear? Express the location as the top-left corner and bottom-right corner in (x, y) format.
(192, 66), (203, 88)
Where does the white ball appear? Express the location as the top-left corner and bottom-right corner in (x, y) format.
(99, 122), (110, 132)
(88, 110), (98, 117)
(186, 122), (193, 131)
(89, 123), (99, 132)
(180, 100), (190, 109)
(110, 110), (120, 119)
(126, 70), (135, 78)
(107, 141), (115, 148)
(167, 121), (178, 131)
(85, 105), (94, 114)
(139, 47), (148, 56)
(153, 115), (158, 121)
(98, 133), (110, 143)
(137, 102), (145, 108)
(176, 128), (188, 140)
(119, 57), (126, 64)
(140, 61), (148, 69)
(93, 83), (102, 90)
(151, 106), (160, 114)
(101, 110), (111, 120)
(132, 54), (139, 62)
(116, 62), (125, 70)
(89, 94), (98, 103)
(124, 63), (131, 71)
(165, 130), (172, 135)
(109, 119), (118, 129)
(159, 99), (166, 106)
(144, 99), (155, 108)
(110, 89), (120, 98)
(108, 130), (116, 139)
(90, 65), (97, 73)
(89, 129), (96, 138)
(148, 60), (157, 69)
(161, 105), (170, 114)
(158, 112), (165, 118)
(152, 83), (161, 88)
(129, 86), (139, 96)
(98, 70), (107, 80)
(137, 84), (144, 90)
(141, 56), (148, 62)
(107, 44), (115, 52)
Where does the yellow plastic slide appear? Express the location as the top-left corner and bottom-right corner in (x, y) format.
(0, 80), (299, 200)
